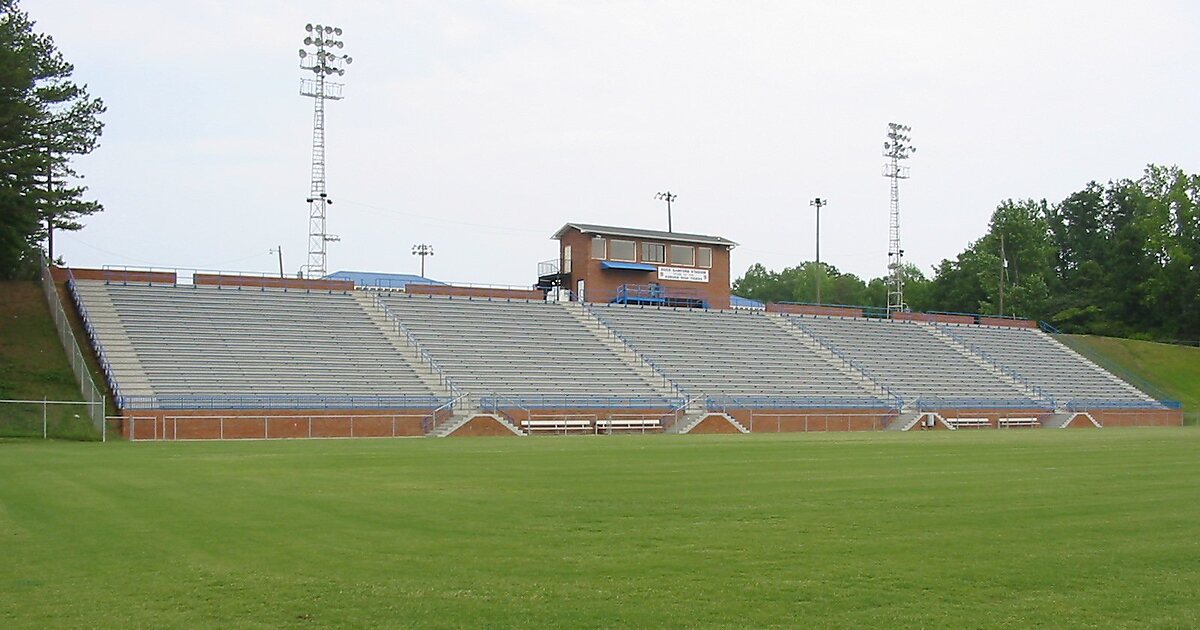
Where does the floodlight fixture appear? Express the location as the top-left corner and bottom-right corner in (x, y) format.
(298, 23), (352, 279)
(655, 191), (678, 232)
(882, 122), (916, 314)
(810, 197), (829, 304)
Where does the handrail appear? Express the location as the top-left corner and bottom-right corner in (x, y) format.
(1038, 321), (1062, 334)
(579, 301), (687, 398)
(1063, 398), (1178, 411)
(934, 325), (1057, 408)
(372, 292), (464, 400)
(783, 316), (905, 409)
(776, 300), (890, 319)
(477, 394), (683, 409)
(121, 393), (450, 410)
(912, 396), (1051, 411)
(704, 395), (894, 410)
(65, 268), (125, 410)
(424, 392), (470, 433)
(40, 259), (107, 437)
(660, 394), (700, 432)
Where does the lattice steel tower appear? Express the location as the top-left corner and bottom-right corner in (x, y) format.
(299, 23), (353, 278)
(882, 122), (915, 314)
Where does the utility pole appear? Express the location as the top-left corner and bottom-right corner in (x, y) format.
(655, 191), (677, 232)
(810, 197), (827, 304)
(269, 246), (284, 278)
(412, 244), (434, 277)
(299, 23), (353, 279)
(882, 122), (916, 315)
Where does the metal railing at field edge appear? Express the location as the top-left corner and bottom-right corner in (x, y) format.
(39, 258), (106, 440)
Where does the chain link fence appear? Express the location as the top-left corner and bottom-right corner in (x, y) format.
(0, 399), (104, 440)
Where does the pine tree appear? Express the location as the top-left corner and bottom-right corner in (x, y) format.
(0, 0), (104, 278)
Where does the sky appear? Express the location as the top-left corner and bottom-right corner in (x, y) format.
(25, 1), (1200, 286)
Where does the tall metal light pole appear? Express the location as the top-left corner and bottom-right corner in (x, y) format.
(882, 123), (915, 315)
(299, 23), (353, 279)
(412, 244), (434, 278)
(268, 246), (284, 278)
(810, 197), (827, 304)
(655, 191), (677, 232)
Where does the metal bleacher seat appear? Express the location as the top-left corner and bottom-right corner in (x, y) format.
(787, 314), (1037, 407)
(378, 294), (674, 404)
(589, 304), (885, 406)
(936, 323), (1157, 407)
(72, 280), (440, 407)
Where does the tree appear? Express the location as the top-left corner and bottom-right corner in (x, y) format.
(0, 0), (104, 278)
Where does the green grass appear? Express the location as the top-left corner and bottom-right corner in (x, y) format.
(1061, 334), (1200, 425)
(2, 430), (1198, 628)
(0, 281), (98, 439)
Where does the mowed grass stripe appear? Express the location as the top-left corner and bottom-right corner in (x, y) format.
(1, 430), (1197, 628)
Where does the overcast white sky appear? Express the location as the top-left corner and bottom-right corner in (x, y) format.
(27, 1), (1200, 285)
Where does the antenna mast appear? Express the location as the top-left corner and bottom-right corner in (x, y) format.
(299, 23), (353, 279)
(882, 122), (915, 314)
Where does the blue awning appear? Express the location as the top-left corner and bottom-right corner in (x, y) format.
(600, 261), (657, 272)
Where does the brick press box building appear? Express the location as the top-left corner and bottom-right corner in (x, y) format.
(539, 223), (737, 310)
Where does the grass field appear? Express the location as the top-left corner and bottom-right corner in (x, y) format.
(2, 430), (1198, 628)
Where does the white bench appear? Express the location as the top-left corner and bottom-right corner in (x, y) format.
(998, 417), (1040, 428)
(520, 419), (594, 433)
(946, 417), (991, 429)
(596, 418), (661, 432)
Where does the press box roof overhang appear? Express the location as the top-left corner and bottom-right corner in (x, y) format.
(552, 223), (738, 248)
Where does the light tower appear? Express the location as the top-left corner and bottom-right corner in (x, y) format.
(299, 23), (353, 279)
(810, 197), (827, 305)
(655, 191), (677, 232)
(882, 122), (915, 314)
(412, 244), (434, 278)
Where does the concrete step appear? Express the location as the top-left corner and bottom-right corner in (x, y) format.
(353, 291), (453, 396)
(429, 411), (524, 437)
(923, 324), (1047, 404)
(766, 313), (891, 400)
(562, 302), (681, 396)
(887, 411), (922, 431)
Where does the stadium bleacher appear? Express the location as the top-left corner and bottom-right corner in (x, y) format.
(588, 304), (888, 407)
(935, 323), (1158, 407)
(377, 293), (678, 407)
(68, 273), (1174, 435)
(72, 280), (443, 409)
(785, 314), (1044, 408)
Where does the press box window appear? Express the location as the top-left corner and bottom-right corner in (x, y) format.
(562, 245), (572, 273)
(610, 239), (636, 262)
(697, 247), (712, 269)
(643, 242), (665, 263)
(591, 237), (606, 260)
(669, 244), (695, 266)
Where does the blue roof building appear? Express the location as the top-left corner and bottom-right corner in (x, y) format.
(326, 270), (445, 290)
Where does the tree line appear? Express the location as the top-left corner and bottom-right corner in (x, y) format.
(733, 164), (1200, 341)
(0, 0), (104, 279)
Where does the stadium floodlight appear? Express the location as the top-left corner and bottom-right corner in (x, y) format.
(809, 197), (828, 304)
(412, 244), (434, 277)
(882, 122), (916, 314)
(299, 23), (352, 279)
(655, 191), (677, 232)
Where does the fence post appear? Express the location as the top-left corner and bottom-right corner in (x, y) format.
(42, 397), (47, 439)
